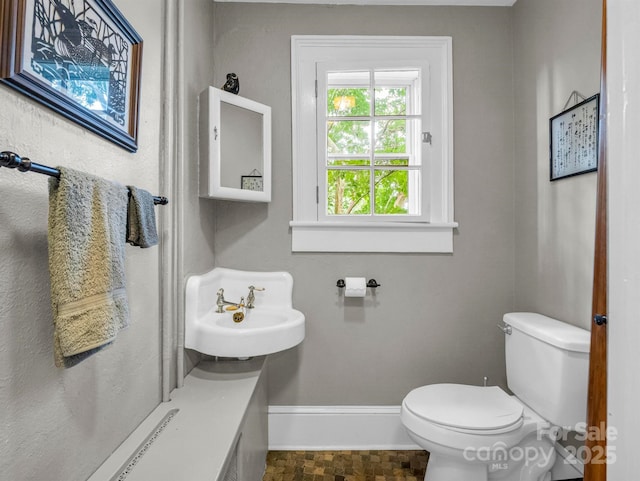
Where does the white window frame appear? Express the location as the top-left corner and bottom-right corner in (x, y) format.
(290, 35), (457, 253)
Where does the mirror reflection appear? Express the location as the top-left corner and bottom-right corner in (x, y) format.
(220, 101), (264, 191)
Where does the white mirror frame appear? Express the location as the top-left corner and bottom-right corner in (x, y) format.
(199, 87), (272, 202)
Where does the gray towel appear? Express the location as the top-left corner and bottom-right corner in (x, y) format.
(126, 186), (159, 248)
(48, 167), (130, 368)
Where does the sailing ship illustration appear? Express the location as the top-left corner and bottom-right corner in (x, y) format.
(30, 0), (129, 126)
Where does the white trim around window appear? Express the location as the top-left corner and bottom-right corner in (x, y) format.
(290, 35), (457, 253)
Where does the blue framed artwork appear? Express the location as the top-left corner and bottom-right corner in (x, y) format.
(0, 0), (143, 152)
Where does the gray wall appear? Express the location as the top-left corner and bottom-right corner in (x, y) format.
(181, 0), (216, 374)
(512, 0), (601, 330)
(210, 4), (516, 405)
(0, 1), (166, 479)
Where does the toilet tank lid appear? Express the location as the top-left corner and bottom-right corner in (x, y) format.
(503, 312), (590, 353)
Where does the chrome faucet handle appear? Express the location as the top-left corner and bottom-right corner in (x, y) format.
(246, 286), (265, 309)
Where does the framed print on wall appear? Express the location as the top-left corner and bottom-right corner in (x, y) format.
(241, 174), (263, 192)
(0, 0), (143, 152)
(549, 94), (599, 181)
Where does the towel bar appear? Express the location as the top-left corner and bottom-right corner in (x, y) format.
(0, 151), (169, 205)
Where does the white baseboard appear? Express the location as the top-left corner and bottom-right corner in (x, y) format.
(268, 406), (420, 450)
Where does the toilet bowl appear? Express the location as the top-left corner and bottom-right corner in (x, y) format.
(401, 384), (555, 481)
(400, 313), (590, 481)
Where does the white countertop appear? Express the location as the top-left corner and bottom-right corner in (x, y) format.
(87, 357), (266, 481)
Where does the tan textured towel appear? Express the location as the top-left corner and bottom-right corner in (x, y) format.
(48, 167), (130, 368)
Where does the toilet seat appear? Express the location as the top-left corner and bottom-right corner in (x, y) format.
(402, 384), (524, 434)
(401, 383), (548, 455)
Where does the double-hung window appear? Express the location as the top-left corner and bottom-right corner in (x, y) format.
(291, 36), (456, 252)
(319, 63), (426, 221)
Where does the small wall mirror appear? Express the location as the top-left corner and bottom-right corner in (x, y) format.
(199, 87), (272, 202)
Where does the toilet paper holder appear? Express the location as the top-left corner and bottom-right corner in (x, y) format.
(336, 279), (381, 288)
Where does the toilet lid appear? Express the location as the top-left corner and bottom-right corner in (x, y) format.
(403, 384), (524, 431)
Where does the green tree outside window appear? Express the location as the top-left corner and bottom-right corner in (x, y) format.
(326, 84), (415, 216)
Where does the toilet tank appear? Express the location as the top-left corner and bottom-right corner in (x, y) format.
(504, 312), (590, 430)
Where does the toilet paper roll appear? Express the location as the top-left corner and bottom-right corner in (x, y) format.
(344, 277), (367, 297)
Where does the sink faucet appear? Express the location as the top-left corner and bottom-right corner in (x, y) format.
(215, 288), (244, 313)
(246, 286), (265, 309)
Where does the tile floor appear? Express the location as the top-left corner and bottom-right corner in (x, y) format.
(262, 450), (429, 481)
(262, 450), (585, 481)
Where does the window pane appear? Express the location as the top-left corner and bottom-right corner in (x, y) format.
(374, 119), (406, 154)
(374, 158), (409, 166)
(374, 69), (420, 115)
(328, 120), (371, 155)
(327, 169), (371, 215)
(328, 71), (370, 86)
(374, 169), (410, 214)
(327, 158), (370, 166)
(327, 88), (371, 117)
(374, 87), (407, 116)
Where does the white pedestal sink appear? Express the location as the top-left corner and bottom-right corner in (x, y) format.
(185, 267), (305, 358)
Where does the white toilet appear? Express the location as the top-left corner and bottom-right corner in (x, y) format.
(401, 312), (590, 481)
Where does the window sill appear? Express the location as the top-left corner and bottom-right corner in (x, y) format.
(290, 221), (458, 253)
